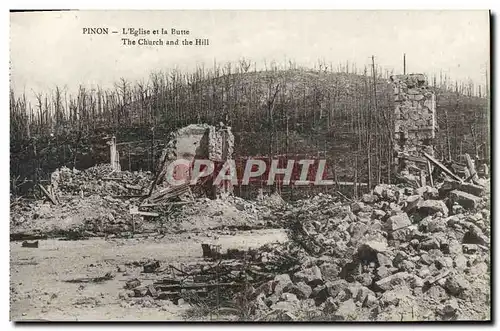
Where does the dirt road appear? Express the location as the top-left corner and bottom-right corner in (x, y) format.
(10, 229), (287, 321)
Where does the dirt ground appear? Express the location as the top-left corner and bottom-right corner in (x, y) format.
(10, 229), (287, 321)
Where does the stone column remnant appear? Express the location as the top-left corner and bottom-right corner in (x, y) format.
(391, 74), (436, 180)
(208, 122), (235, 196)
(109, 136), (121, 172)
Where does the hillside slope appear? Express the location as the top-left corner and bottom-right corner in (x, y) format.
(10, 69), (490, 195)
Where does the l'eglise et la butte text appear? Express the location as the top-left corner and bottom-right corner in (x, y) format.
(122, 28), (190, 36)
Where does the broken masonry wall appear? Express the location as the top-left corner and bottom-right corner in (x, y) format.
(392, 74), (436, 157)
(157, 123), (235, 196)
(156, 124), (211, 183)
(172, 124), (210, 161)
(208, 125), (234, 161)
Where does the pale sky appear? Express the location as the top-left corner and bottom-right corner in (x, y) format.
(10, 10), (490, 98)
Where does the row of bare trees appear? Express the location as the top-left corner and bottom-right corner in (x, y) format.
(10, 58), (490, 196)
(10, 59), (488, 140)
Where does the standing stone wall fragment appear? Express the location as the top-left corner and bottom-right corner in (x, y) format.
(391, 74), (436, 179)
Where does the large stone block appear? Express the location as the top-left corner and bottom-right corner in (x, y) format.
(449, 190), (482, 210)
(384, 212), (411, 231)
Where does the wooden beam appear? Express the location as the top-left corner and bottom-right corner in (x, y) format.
(140, 201), (194, 207)
(149, 183), (191, 203)
(427, 160), (434, 187)
(397, 154), (427, 164)
(423, 152), (463, 182)
(38, 184), (57, 205)
(335, 181), (368, 187)
(129, 207), (159, 217)
(153, 282), (246, 291)
(113, 194), (148, 199)
(464, 153), (479, 183)
(125, 184), (143, 191)
(464, 171), (478, 183)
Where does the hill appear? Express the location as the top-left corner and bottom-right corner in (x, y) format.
(10, 67), (490, 196)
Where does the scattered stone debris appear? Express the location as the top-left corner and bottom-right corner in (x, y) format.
(8, 124), (490, 321)
(104, 170), (490, 321)
(125, 278), (141, 290)
(64, 272), (114, 284)
(10, 163), (284, 239)
(21, 240), (39, 248)
(143, 261), (161, 273)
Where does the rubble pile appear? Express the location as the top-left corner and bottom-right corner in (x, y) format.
(177, 193), (285, 232)
(110, 176), (489, 321)
(10, 191), (143, 239)
(233, 179), (491, 321)
(10, 164), (158, 238)
(10, 164), (287, 238)
(117, 242), (302, 319)
(50, 164), (153, 197)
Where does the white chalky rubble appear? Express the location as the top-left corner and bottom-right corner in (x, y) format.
(245, 178), (490, 321)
